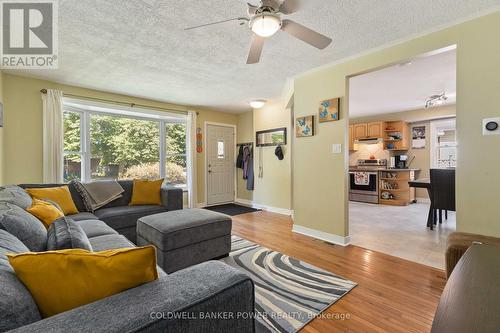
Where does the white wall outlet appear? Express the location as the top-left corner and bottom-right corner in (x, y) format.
(332, 144), (342, 154)
(483, 118), (500, 135)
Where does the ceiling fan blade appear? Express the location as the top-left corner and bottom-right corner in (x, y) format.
(184, 17), (248, 31)
(247, 34), (265, 64)
(247, 3), (258, 16)
(281, 19), (332, 49)
(279, 0), (300, 14)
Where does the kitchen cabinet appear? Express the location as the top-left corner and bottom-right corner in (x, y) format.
(379, 170), (416, 206)
(353, 123), (367, 140)
(367, 122), (384, 138)
(353, 122), (384, 140)
(383, 121), (410, 151)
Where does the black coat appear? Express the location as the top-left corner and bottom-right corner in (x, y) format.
(236, 145), (244, 169)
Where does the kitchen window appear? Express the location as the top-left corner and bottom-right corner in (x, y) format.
(63, 99), (187, 189)
(430, 118), (457, 169)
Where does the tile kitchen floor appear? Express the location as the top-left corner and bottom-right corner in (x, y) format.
(349, 201), (456, 269)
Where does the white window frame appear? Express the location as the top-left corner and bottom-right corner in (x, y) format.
(430, 118), (457, 169)
(63, 99), (187, 185)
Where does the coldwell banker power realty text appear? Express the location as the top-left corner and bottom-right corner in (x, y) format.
(1, 0), (58, 69)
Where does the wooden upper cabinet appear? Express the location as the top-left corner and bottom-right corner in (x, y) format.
(367, 122), (383, 138)
(353, 123), (367, 140)
(349, 125), (355, 150)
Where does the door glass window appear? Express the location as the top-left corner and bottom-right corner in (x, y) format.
(217, 141), (224, 159)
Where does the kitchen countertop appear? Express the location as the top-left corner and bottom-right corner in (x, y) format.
(349, 167), (420, 172)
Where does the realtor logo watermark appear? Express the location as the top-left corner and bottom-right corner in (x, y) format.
(1, 0), (58, 68)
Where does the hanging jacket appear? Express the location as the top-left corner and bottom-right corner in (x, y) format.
(236, 145), (244, 169)
(242, 146), (251, 179)
(246, 155), (254, 191)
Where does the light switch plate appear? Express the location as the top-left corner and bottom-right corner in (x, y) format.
(483, 118), (500, 135)
(332, 144), (342, 154)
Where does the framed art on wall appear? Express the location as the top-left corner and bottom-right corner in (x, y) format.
(412, 126), (426, 149)
(296, 116), (314, 137)
(318, 98), (340, 123)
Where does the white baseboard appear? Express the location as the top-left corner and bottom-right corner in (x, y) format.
(235, 198), (293, 216)
(292, 225), (351, 247)
(197, 202), (207, 208)
(234, 198), (253, 206)
(415, 197), (431, 204)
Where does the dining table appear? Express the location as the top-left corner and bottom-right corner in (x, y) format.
(408, 178), (435, 229)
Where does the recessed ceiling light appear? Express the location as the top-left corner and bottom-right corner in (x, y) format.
(250, 100), (266, 109)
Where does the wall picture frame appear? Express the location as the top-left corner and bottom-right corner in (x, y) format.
(412, 125), (426, 149)
(296, 115), (315, 137)
(318, 98), (340, 123)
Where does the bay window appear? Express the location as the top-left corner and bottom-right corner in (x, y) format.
(63, 100), (187, 189)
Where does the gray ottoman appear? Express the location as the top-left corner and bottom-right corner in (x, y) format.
(137, 208), (232, 273)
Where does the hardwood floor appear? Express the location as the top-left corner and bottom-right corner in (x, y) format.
(231, 211), (447, 333)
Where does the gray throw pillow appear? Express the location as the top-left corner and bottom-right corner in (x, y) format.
(0, 230), (42, 331)
(47, 217), (92, 251)
(0, 202), (47, 252)
(0, 185), (33, 209)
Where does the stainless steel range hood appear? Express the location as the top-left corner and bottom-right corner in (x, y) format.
(354, 138), (383, 144)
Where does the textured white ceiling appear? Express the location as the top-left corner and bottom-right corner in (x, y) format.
(349, 49), (457, 117)
(7, 0), (500, 112)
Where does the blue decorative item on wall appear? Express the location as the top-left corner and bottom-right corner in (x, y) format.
(318, 98), (340, 123)
(296, 115), (314, 137)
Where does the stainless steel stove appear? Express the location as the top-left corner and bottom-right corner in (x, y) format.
(349, 159), (387, 204)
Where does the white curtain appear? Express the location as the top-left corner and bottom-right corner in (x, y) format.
(41, 89), (64, 183)
(186, 110), (198, 208)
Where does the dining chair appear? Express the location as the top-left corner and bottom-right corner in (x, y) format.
(430, 169), (456, 227)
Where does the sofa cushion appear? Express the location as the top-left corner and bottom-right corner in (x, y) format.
(75, 220), (118, 238)
(68, 212), (98, 221)
(47, 217), (92, 251)
(25, 186), (79, 215)
(89, 234), (135, 252)
(0, 185), (33, 209)
(130, 179), (163, 206)
(137, 209), (232, 251)
(7, 247), (158, 318)
(0, 230), (42, 331)
(26, 199), (64, 228)
(19, 183), (88, 213)
(94, 205), (167, 230)
(0, 202), (47, 251)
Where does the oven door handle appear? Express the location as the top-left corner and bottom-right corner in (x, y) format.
(349, 172), (378, 175)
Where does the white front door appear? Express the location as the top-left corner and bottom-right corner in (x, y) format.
(206, 124), (235, 205)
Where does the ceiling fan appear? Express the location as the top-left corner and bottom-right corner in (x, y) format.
(184, 0), (332, 64)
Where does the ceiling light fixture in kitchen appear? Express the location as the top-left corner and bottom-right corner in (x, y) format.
(425, 92), (448, 108)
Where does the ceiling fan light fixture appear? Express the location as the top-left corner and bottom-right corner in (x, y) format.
(251, 14), (281, 38)
(250, 100), (266, 109)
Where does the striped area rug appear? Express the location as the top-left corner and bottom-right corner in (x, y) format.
(221, 236), (357, 333)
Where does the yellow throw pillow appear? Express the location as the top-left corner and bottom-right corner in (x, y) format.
(26, 199), (64, 228)
(7, 246), (158, 318)
(129, 179), (164, 206)
(26, 186), (79, 215)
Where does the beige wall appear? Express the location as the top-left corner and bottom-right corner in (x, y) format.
(252, 101), (292, 211)
(236, 111), (254, 201)
(0, 70), (4, 184)
(1, 73), (237, 205)
(350, 105), (457, 199)
(294, 11), (500, 239)
(194, 108), (238, 205)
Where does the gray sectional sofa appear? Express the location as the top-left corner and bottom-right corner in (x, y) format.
(0, 183), (255, 333)
(19, 180), (184, 243)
